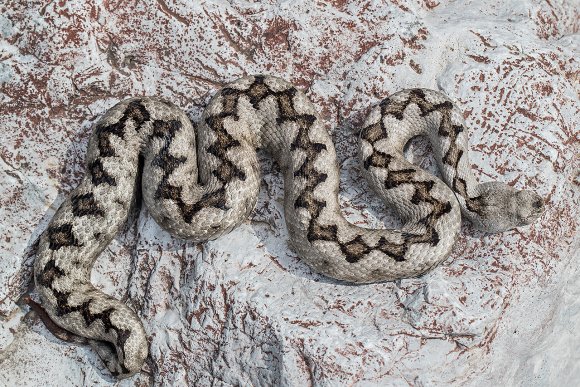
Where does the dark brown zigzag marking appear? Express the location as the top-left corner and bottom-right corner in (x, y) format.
(339, 235), (406, 263)
(452, 175), (486, 214)
(36, 258), (132, 374)
(437, 109), (486, 215)
(359, 89), (452, 152)
(95, 100), (150, 157)
(360, 122), (384, 143)
(372, 89), (454, 122)
(89, 159), (116, 186)
(408, 181), (453, 246)
(279, 89), (327, 220)
(363, 150), (392, 169)
(206, 75), (309, 178)
(381, 164), (452, 248)
(269, 87), (326, 214)
(281, 97), (332, 250)
(308, 220), (338, 242)
(205, 115), (246, 183)
(298, 198), (336, 243)
(204, 85), (248, 184)
(52, 289), (132, 374)
(36, 259), (65, 288)
(157, 183), (228, 223)
(47, 223), (80, 251)
(340, 235), (372, 262)
(308, 220), (409, 263)
(361, 89), (454, 145)
(212, 76), (325, 217)
(114, 329), (133, 370)
(384, 168), (418, 189)
(151, 120), (187, 174)
(71, 192), (104, 217)
(151, 119), (229, 223)
(359, 142), (453, 260)
(375, 237), (408, 262)
(245, 75), (271, 107)
(329, 233), (408, 263)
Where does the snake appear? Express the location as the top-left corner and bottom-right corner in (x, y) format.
(33, 75), (544, 377)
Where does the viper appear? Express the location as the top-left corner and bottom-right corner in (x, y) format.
(34, 75), (544, 377)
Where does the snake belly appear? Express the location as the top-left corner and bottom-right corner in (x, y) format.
(33, 75), (543, 377)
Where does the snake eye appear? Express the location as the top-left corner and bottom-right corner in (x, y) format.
(533, 199), (543, 209)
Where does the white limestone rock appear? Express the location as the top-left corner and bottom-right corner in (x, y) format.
(0, 0), (578, 385)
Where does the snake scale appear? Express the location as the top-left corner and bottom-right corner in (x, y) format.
(34, 75), (544, 377)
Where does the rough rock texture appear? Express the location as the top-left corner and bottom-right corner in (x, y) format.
(0, 1), (578, 385)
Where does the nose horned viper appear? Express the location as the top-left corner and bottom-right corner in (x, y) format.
(33, 75), (544, 377)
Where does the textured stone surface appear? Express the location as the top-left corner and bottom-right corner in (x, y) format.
(0, 0), (578, 385)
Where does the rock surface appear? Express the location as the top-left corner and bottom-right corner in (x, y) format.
(0, 0), (578, 385)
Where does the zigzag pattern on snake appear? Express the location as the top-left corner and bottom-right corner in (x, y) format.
(34, 75), (544, 377)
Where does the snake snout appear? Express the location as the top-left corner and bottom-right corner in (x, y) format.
(516, 190), (544, 225)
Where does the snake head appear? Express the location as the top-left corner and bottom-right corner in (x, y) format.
(472, 182), (544, 233)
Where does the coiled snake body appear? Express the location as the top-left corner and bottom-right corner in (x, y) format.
(34, 75), (544, 377)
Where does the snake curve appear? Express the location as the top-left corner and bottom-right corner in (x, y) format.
(34, 75), (544, 377)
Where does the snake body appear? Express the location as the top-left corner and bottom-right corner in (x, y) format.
(34, 75), (544, 377)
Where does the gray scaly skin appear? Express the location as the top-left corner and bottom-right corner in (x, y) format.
(34, 76), (544, 377)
